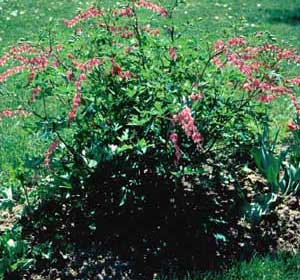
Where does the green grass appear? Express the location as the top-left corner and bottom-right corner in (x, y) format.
(0, 0), (93, 47)
(0, 0), (300, 48)
(180, 0), (300, 47)
(159, 254), (300, 280)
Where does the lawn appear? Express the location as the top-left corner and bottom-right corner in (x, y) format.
(0, 0), (300, 48)
(0, 0), (300, 278)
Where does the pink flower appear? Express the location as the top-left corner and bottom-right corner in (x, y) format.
(169, 132), (178, 143)
(169, 132), (181, 164)
(270, 86), (292, 94)
(277, 49), (296, 61)
(79, 73), (86, 81)
(288, 121), (299, 130)
(73, 58), (100, 73)
(142, 26), (160, 36)
(169, 47), (177, 61)
(241, 82), (253, 92)
(68, 110), (76, 125)
(213, 39), (225, 52)
(0, 53), (10, 67)
(262, 43), (280, 52)
(0, 65), (27, 83)
(289, 94), (300, 117)
(136, 0), (168, 17)
(9, 44), (36, 63)
(111, 59), (133, 80)
(87, 58), (100, 68)
(68, 81), (82, 125)
(27, 55), (49, 71)
(31, 87), (41, 101)
(257, 94), (275, 103)
(191, 132), (203, 144)
(288, 78), (300, 85)
(28, 69), (36, 82)
(44, 139), (60, 168)
(55, 45), (64, 52)
(212, 57), (223, 69)
(52, 60), (60, 68)
(63, 7), (104, 28)
(172, 107), (203, 145)
(227, 37), (246, 47)
(67, 53), (74, 60)
(121, 71), (134, 80)
(111, 59), (122, 76)
(66, 69), (73, 81)
(0, 109), (30, 121)
(122, 31), (134, 39)
(112, 7), (133, 17)
(190, 92), (203, 102)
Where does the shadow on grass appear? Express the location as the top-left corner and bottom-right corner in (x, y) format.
(266, 8), (300, 25)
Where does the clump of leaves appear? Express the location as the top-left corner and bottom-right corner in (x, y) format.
(0, 225), (33, 278)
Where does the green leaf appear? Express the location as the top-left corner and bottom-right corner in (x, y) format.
(117, 144), (133, 153)
(128, 115), (150, 126)
(11, 258), (34, 272)
(213, 233), (227, 242)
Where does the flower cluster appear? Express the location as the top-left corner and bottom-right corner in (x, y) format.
(67, 58), (100, 125)
(31, 87), (42, 102)
(111, 59), (134, 80)
(136, 0), (168, 17)
(288, 121), (299, 131)
(0, 109), (29, 121)
(44, 139), (60, 168)
(288, 78), (300, 85)
(110, 25), (134, 39)
(141, 25), (160, 36)
(68, 81), (82, 125)
(169, 47), (177, 61)
(213, 37), (300, 130)
(0, 53), (10, 67)
(0, 65), (26, 83)
(190, 92), (203, 102)
(190, 83), (204, 102)
(63, 7), (104, 28)
(172, 107), (203, 145)
(169, 132), (181, 164)
(0, 44), (36, 67)
(227, 37), (246, 47)
(72, 58), (100, 72)
(0, 42), (55, 84)
(112, 7), (133, 17)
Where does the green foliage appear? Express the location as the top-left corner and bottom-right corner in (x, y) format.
(245, 124), (300, 225)
(0, 225), (33, 279)
(253, 124), (300, 193)
(16, 3), (260, 198)
(252, 127), (287, 193)
(159, 254), (300, 280)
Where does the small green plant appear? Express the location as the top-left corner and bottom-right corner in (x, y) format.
(0, 225), (33, 279)
(0, 186), (14, 212)
(252, 124), (300, 196)
(252, 126), (287, 193)
(244, 124), (300, 226)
